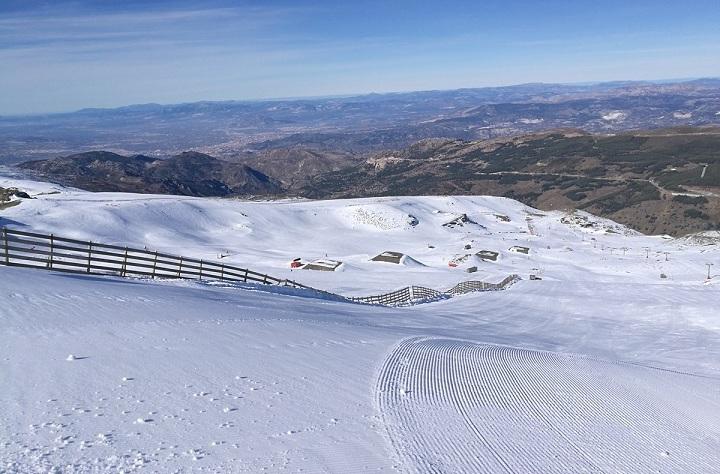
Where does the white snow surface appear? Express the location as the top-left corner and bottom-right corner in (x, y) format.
(1, 173), (720, 472)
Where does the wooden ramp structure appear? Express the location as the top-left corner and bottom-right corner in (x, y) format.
(371, 251), (404, 264)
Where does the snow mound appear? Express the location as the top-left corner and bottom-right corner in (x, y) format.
(337, 204), (419, 231)
(560, 210), (637, 236)
(681, 231), (720, 246)
(399, 255), (426, 267)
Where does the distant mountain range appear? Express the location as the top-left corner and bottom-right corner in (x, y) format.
(17, 127), (720, 236)
(2, 78), (720, 164)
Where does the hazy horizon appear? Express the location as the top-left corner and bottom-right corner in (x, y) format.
(2, 76), (719, 118)
(2, 0), (719, 115)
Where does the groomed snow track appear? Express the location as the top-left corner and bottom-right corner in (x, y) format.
(376, 337), (720, 473)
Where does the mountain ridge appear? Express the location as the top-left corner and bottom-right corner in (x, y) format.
(19, 151), (281, 197)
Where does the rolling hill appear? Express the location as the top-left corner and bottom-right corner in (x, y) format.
(18, 151), (281, 197)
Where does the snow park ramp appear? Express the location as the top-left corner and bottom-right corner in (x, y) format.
(371, 251), (405, 264)
(376, 337), (720, 473)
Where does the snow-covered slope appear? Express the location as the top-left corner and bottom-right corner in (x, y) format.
(1, 172), (719, 472)
(1, 173), (716, 295)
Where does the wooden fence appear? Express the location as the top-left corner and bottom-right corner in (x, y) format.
(349, 274), (521, 306)
(0, 227), (309, 289)
(447, 275), (520, 295)
(1, 227), (521, 307)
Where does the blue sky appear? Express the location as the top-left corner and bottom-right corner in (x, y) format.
(1, 0), (719, 115)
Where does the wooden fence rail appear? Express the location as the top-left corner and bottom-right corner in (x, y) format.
(1, 227), (521, 307)
(0, 227), (309, 289)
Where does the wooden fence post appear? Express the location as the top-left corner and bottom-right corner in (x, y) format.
(177, 257), (183, 278)
(151, 251), (158, 278)
(2, 228), (8, 265)
(48, 234), (54, 269)
(87, 242), (92, 273)
(199, 260), (203, 280)
(243, 268), (248, 282)
(121, 247), (128, 276)
(263, 274), (268, 284)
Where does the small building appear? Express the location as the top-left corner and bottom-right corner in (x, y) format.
(371, 251), (404, 264)
(509, 246), (530, 255)
(476, 250), (499, 262)
(303, 259), (343, 272)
